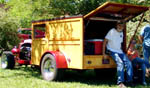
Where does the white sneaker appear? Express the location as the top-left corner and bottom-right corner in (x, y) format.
(118, 83), (127, 88)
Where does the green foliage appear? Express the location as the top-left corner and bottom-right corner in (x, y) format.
(7, 0), (55, 27)
(6, 0), (33, 27)
(77, 0), (106, 15)
(1, 0), (150, 50)
(0, 0), (6, 4)
(6, 0), (150, 27)
(126, 9), (150, 49)
(49, 0), (79, 16)
(0, 8), (20, 50)
(31, 0), (54, 20)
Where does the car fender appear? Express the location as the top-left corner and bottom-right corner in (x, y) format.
(11, 48), (19, 54)
(40, 51), (68, 68)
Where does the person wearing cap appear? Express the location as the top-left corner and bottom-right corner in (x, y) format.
(103, 21), (133, 88)
(127, 39), (150, 86)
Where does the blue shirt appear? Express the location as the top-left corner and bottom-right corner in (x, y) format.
(140, 24), (150, 47)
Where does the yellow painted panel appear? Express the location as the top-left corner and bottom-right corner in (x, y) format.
(31, 17), (84, 69)
(46, 18), (84, 69)
(48, 18), (83, 40)
(31, 38), (49, 65)
(83, 55), (116, 69)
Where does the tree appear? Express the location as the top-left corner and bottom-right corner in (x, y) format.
(126, 0), (150, 45)
(0, 0), (6, 4)
(49, 0), (79, 16)
(2, 0), (150, 51)
(76, 0), (106, 15)
(6, 0), (34, 27)
(0, 8), (20, 50)
(6, 0), (56, 27)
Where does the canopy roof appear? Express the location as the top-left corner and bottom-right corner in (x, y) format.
(84, 2), (149, 22)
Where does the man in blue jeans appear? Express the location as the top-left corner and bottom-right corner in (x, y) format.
(139, 24), (150, 76)
(103, 21), (133, 88)
(127, 39), (150, 85)
(139, 24), (150, 62)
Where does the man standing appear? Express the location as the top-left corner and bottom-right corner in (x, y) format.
(139, 24), (150, 70)
(103, 21), (133, 88)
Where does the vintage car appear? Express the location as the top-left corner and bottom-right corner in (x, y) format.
(1, 28), (44, 69)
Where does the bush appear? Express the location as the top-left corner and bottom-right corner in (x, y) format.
(0, 8), (20, 50)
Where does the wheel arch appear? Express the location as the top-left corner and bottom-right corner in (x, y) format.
(40, 51), (68, 68)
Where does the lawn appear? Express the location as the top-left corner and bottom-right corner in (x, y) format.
(0, 64), (150, 88)
(0, 66), (117, 88)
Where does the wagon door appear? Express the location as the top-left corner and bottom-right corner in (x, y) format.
(31, 23), (48, 65)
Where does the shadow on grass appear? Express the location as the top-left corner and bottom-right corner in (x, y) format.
(2, 66), (116, 87)
(60, 70), (117, 87)
(3, 66), (150, 88)
(58, 70), (150, 88)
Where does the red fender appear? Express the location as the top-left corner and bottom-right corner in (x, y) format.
(41, 51), (68, 68)
(11, 48), (19, 54)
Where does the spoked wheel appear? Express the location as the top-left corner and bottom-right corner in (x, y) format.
(1, 51), (15, 69)
(41, 54), (62, 81)
(1, 52), (8, 68)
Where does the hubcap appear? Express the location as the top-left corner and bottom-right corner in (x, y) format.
(1, 54), (8, 68)
(43, 58), (55, 79)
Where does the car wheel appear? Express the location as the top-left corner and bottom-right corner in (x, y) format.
(1, 51), (15, 69)
(41, 54), (62, 81)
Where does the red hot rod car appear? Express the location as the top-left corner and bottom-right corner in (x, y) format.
(1, 28), (44, 69)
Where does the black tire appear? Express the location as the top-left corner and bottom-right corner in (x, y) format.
(41, 54), (63, 81)
(1, 51), (15, 69)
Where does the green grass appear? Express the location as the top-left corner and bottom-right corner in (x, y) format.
(0, 66), (117, 88)
(0, 65), (150, 88)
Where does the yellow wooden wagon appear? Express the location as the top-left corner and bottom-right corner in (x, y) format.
(31, 2), (149, 81)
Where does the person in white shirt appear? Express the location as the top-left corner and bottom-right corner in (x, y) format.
(103, 21), (133, 88)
